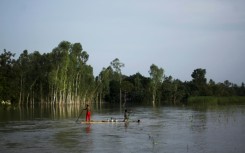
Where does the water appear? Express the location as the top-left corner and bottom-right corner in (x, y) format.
(0, 104), (245, 153)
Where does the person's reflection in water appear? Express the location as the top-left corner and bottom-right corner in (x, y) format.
(85, 124), (91, 134)
(124, 122), (129, 132)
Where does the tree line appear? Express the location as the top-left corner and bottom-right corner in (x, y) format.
(1, 41), (245, 106)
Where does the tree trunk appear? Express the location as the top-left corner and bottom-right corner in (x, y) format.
(19, 75), (23, 106)
(120, 88), (122, 106)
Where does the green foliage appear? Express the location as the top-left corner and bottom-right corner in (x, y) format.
(95, 67), (113, 102)
(0, 41), (95, 104)
(110, 58), (125, 104)
(0, 50), (18, 102)
(191, 68), (208, 96)
(109, 80), (120, 103)
(161, 76), (186, 104)
(1, 43), (245, 106)
(149, 64), (164, 104)
(123, 73), (151, 103)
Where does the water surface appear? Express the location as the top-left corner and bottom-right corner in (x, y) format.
(0, 104), (244, 153)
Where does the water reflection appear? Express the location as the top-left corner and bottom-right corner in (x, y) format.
(0, 103), (94, 121)
(84, 124), (91, 133)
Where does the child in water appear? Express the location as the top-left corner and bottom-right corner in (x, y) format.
(123, 109), (129, 122)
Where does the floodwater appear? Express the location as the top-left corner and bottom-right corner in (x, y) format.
(0, 103), (245, 153)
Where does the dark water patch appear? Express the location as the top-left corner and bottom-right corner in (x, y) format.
(5, 142), (22, 148)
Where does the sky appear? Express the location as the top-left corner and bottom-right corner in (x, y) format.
(1, 0), (245, 84)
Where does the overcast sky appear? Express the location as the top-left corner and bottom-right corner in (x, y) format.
(1, 0), (245, 84)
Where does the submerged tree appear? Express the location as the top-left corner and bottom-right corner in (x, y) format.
(149, 64), (164, 105)
(95, 66), (113, 103)
(121, 80), (134, 106)
(110, 58), (125, 105)
(2, 41), (95, 105)
(1, 42), (245, 107)
(162, 76), (186, 104)
(47, 41), (94, 104)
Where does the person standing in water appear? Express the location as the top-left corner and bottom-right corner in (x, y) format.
(84, 104), (91, 122)
(123, 109), (129, 122)
(123, 109), (140, 123)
